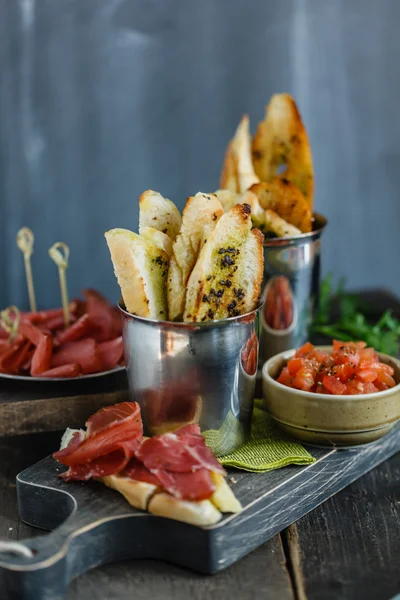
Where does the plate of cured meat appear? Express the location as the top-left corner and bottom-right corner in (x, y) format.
(0, 289), (125, 381)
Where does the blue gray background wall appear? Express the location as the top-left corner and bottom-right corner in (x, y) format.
(0, 0), (399, 308)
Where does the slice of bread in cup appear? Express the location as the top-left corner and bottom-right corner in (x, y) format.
(220, 115), (260, 194)
(105, 228), (169, 320)
(183, 203), (264, 322)
(167, 193), (224, 321)
(139, 190), (182, 241)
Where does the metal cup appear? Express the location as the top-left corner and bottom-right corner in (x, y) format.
(260, 213), (327, 363)
(120, 304), (262, 456)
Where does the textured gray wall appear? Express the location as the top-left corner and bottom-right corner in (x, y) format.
(1, 0), (399, 309)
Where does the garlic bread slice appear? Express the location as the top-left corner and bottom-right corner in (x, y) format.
(148, 492), (222, 526)
(214, 189), (265, 230)
(167, 193), (224, 321)
(220, 116), (260, 194)
(252, 94), (314, 206)
(105, 228), (168, 319)
(264, 209), (302, 238)
(141, 226), (173, 258)
(214, 189), (242, 212)
(139, 190), (182, 241)
(183, 203), (263, 322)
(210, 473), (242, 514)
(250, 179), (311, 233)
(102, 475), (158, 511)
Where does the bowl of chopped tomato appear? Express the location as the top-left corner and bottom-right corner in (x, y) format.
(262, 341), (400, 446)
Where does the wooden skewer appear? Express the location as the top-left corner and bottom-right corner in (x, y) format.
(0, 306), (20, 343)
(49, 242), (70, 328)
(16, 228), (37, 313)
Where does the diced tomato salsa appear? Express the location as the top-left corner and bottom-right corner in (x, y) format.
(276, 341), (397, 395)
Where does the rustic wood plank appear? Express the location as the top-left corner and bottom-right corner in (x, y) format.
(65, 538), (294, 600)
(287, 452), (400, 600)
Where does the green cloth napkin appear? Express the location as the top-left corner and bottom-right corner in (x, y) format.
(204, 399), (315, 472)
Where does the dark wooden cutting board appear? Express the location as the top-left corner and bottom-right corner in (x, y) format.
(0, 425), (399, 600)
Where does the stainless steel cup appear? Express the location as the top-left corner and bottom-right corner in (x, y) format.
(120, 304), (262, 456)
(260, 213), (327, 363)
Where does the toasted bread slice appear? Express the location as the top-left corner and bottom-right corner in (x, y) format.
(214, 189), (242, 212)
(183, 204), (264, 322)
(139, 190), (182, 241)
(102, 475), (158, 511)
(233, 228), (264, 314)
(105, 228), (168, 319)
(140, 226), (173, 258)
(214, 189), (265, 230)
(102, 472), (242, 526)
(148, 492), (222, 526)
(250, 179), (311, 233)
(219, 140), (238, 192)
(264, 209), (302, 238)
(210, 473), (242, 514)
(167, 193), (224, 321)
(220, 116), (260, 194)
(251, 94), (314, 206)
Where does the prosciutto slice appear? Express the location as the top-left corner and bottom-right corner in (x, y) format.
(123, 458), (161, 487)
(124, 457), (216, 501)
(53, 402), (143, 480)
(152, 468), (216, 501)
(135, 424), (224, 475)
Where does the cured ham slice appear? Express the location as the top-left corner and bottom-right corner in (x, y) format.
(124, 458), (162, 486)
(135, 424), (224, 474)
(60, 450), (134, 481)
(56, 314), (94, 345)
(53, 402), (143, 477)
(98, 337), (124, 371)
(152, 468), (216, 501)
(84, 289), (122, 342)
(51, 338), (102, 374)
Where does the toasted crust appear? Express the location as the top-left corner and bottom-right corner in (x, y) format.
(234, 228), (264, 314)
(148, 493), (222, 526)
(139, 190), (182, 241)
(220, 116), (260, 193)
(140, 226), (173, 258)
(250, 178), (312, 233)
(183, 204), (264, 322)
(251, 94), (314, 206)
(264, 209), (302, 238)
(105, 228), (168, 319)
(167, 193), (224, 321)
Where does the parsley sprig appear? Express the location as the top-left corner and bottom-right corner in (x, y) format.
(312, 275), (400, 355)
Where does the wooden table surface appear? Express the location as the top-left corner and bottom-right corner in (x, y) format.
(1, 290), (400, 600)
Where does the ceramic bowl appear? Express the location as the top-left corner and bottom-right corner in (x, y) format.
(262, 346), (400, 446)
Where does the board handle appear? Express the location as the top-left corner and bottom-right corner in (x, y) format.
(0, 502), (163, 600)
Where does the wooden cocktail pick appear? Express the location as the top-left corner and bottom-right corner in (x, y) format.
(0, 306), (20, 342)
(16, 227), (37, 313)
(49, 242), (70, 328)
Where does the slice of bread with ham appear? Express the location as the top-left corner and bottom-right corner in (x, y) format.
(54, 403), (242, 528)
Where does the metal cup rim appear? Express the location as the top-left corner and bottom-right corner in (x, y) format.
(263, 212), (327, 247)
(118, 300), (264, 328)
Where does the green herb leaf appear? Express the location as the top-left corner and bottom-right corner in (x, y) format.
(311, 275), (400, 355)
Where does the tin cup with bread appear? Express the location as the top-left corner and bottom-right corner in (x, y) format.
(218, 93), (327, 363)
(105, 191), (264, 456)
